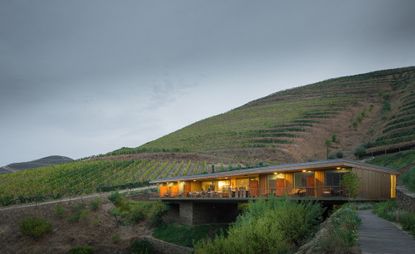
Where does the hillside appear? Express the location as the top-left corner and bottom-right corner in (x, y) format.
(2, 66), (415, 206)
(0, 156), (73, 174)
(111, 66), (415, 164)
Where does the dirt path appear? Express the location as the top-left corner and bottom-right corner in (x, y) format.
(358, 210), (415, 254)
(0, 185), (156, 212)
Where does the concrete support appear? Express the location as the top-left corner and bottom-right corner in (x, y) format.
(166, 201), (240, 225)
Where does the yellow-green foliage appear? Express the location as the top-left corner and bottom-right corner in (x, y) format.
(195, 198), (323, 254)
(341, 172), (360, 198)
(317, 206), (361, 254)
(373, 200), (415, 236)
(109, 194), (167, 226)
(20, 217), (52, 239)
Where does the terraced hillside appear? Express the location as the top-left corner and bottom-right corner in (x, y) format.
(112, 66), (415, 163)
(2, 66), (415, 206)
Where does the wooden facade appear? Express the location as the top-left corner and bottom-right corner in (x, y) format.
(151, 159), (399, 201)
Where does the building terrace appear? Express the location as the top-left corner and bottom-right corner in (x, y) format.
(150, 159), (399, 201)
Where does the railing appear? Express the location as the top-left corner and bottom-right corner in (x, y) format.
(275, 186), (345, 197)
(159, 186), (346, 199)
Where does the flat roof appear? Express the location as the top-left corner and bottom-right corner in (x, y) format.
(150, 159), (399, 184)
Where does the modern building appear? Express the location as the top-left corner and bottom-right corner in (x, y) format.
(150, 159), (399, 224)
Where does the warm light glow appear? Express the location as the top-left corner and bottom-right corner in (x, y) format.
(218, 180), (228, 189)
(336, 167), (341, 170)
(391, 175), (396, 198)
(302, 170), (307, 172)
(276, 173), (285, 179)
(193, 180), (197, 182)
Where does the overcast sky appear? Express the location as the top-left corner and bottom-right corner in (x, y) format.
(1, 0), (415, 165)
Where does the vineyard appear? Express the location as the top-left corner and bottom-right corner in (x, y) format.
(110, 67), (415, 162)
(0, 159), (209, 206)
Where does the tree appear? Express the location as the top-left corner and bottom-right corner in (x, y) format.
(341, 172), (360, 199)
(325, 139), (332, 159)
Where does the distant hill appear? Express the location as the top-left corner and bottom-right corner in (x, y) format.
(0, 155), (73, 174)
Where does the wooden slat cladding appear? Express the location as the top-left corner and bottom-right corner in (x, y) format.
(259, 174), (268, 196)
(352, 167), (392, 199)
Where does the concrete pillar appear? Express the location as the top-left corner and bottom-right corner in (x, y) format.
(177, 201), (239, 225)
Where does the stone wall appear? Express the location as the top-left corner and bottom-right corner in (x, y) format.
(397, 186), (415, 212)
(143, 236), (193, 254)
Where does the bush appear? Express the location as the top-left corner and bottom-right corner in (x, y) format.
(110, 198), (167, 226)
(354, 145), (367, 159)
(108, 192), (123, 206)
(54, 204), (65, 218)
(317, 206), (361, 253)
(373, 200), (397, 221)
(90, 198), (101, 211)
(336, 151), (344, 158)
(129, 239), (154, 254)
(341, 172), (360, 198)
(69, 203), (89, 223)
(20, 217), (52, 239)
(68, 245), (93, 254)
(401, 168), (415, 192)
(195, 198), (323, 254)
(400, 212), (415, 235)
(373, 201), (415, 236)
(130, 207), (145, 223)
(153, 223), (227, 247)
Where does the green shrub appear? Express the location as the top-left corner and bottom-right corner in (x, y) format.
(373, 200), (397, 221)
(336, 151), (344, 158)
(373, 201), (415, 236)
(341, 172), (360, 198)
(317, 206), (361, 253)
(89, 198), (101, 211)
(354, 145), (366, 159)
(20, 217), (52, 239)
(130, 207), (145, 223)
(401, 168), (415, 192)
(54, 204), (65, 218)
(129, 239), (154, 254)
(68, 245), (93, 254)
(108, 192), (123, 206)
(69, 204), (89, 223)
(153, 223), (227, 247)
(195, 198), (323, 254)
(400, 212), (415, 235)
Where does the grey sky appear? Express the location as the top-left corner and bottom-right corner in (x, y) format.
(1, 0), (415, 165)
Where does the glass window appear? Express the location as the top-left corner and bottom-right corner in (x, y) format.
(294, 172), (313, 188)
(325, 171), (345, 186)
(267, 175), (277, 194)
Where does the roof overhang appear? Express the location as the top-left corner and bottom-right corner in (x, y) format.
(149, 159), (399, 184)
